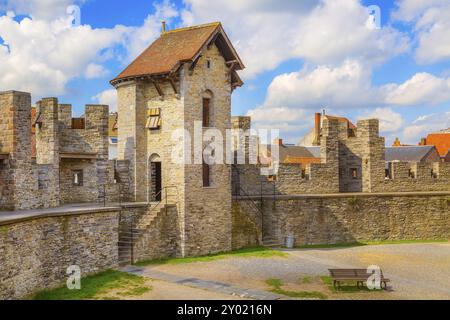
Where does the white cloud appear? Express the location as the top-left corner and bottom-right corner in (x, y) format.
(84, 63), (109, 79)
(182, 0), (409, 78)
(0, 0), (84, 20)
(384, 73), (450, 106)
(246, 60), (450, 143)
(360, 108), (404, 133)
(92, 89), (117, 113)
(264, 60), (379, 110)
(0, 13), (127, 96)
(393, 0), (450, 64)
(123, 1), (179, 62)
(401, 111), (450, 143)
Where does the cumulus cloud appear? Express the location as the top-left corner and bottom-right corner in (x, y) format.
(393, 0), (450, 64)
(182, 0), (409, 78)
(123, 1), (179, 62)
(0, 0), (84, 20)
(384, 73), (450, 106)
(92, 89), (117, 112)
(0, 12), (128, 96)
(264, 60), (379, 110)
(359, 108), (404, 133)
(84, 63), (109, 79)
(401, 111), (450, 143)
(245, 59), (450, 142)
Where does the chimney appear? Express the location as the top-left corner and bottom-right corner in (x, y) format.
(313, 112), (321, 146)
(274, 138), (284, 146)
(420, 137), (427, 146)
(162, 20), (166, 34)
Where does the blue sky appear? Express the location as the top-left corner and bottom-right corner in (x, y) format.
(1, 0), (450, 145)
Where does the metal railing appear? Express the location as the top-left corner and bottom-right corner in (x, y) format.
(117, 185), (179, 266)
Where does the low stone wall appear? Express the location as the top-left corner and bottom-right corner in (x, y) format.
(233, 192), (450, 247)
(0, 208), (119, 300)
(231, 202), (259, 250)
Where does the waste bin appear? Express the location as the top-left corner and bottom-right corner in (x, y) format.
(285, 235), (295, 249)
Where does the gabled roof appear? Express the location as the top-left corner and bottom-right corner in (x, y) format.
(111, 22), (244, 85)
(385, 146), (437, 162)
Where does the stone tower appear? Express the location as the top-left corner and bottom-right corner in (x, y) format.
(111, 22), (245, 257)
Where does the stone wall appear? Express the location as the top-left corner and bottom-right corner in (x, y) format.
(233, 193), (450, 247)
(0, 209), (119, 300)
(182, 44), (232, 256)
(0, 91), (39, 210)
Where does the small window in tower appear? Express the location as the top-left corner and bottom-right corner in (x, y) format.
(350, 168), (358, 179)
(203, 98), (210, 127)
(146, 108), (162, 130)
(73, 170), (83, 186)
(203, 162), (211, 187)
(207, 59), (211, 69)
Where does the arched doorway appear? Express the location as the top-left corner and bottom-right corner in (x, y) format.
(149, 154), (162, 202)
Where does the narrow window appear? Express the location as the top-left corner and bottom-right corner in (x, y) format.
(385, 163), (393, 180)
(350, 168), (358, 179)
(202, 98), (210, 127)
(431, 169), (438, 179)
(207, 59), (211, 69)
(73, 170), (83, 186)
(408, 169), (415, 179)
(203, 162), (211, 187)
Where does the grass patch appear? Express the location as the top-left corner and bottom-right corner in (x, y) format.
(321, 276), (382, 293)
(301, 276), (312, 284)
(296, 239), (448, 249)
(136, 247), (288, 266)
(265, 278), (327, 300)
(33, 270), (151, 300)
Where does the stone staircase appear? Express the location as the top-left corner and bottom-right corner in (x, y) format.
(118, 202), (169, 266)
(262, 236), (283, 248)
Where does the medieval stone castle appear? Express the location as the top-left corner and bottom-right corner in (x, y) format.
(1, 22), (449, 299)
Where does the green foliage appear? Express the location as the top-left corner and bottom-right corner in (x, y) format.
(33, 270), (151, 300)
(301, 276), (312, 284)
(265, 278), (327, 300)
(135, 247), (288, 266)
(347, 197), (360, 209)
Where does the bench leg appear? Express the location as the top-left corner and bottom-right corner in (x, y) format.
(381, 281), (387, 290)
(333, 280), (338, 290)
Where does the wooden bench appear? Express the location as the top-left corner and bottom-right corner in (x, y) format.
(329, 269), (390, 290)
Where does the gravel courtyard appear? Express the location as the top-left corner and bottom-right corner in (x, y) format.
(126, 243), (450, 300)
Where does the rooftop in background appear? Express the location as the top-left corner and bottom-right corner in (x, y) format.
(111, 22), (244, 86)
(385, 146), (440, 163)
(420, 133), (450, 157)
(298, 112), (356, 147)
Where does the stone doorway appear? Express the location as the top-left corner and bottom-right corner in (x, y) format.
(149, 154), (162, 202)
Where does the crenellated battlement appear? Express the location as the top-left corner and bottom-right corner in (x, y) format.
(233, 116), (450, 196)
(0, 91), (122, 211)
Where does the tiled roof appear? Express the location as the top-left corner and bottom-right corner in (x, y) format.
(260, 145), (320, 165)
(111, 22), (244, 84)
(324, 115), (357, 129)
(385, 146), (436, 162)
(425, 133), (450, 157)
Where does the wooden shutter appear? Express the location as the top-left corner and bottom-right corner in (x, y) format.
(203, 162), (210, 187)
(203, 98), (210, 127)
